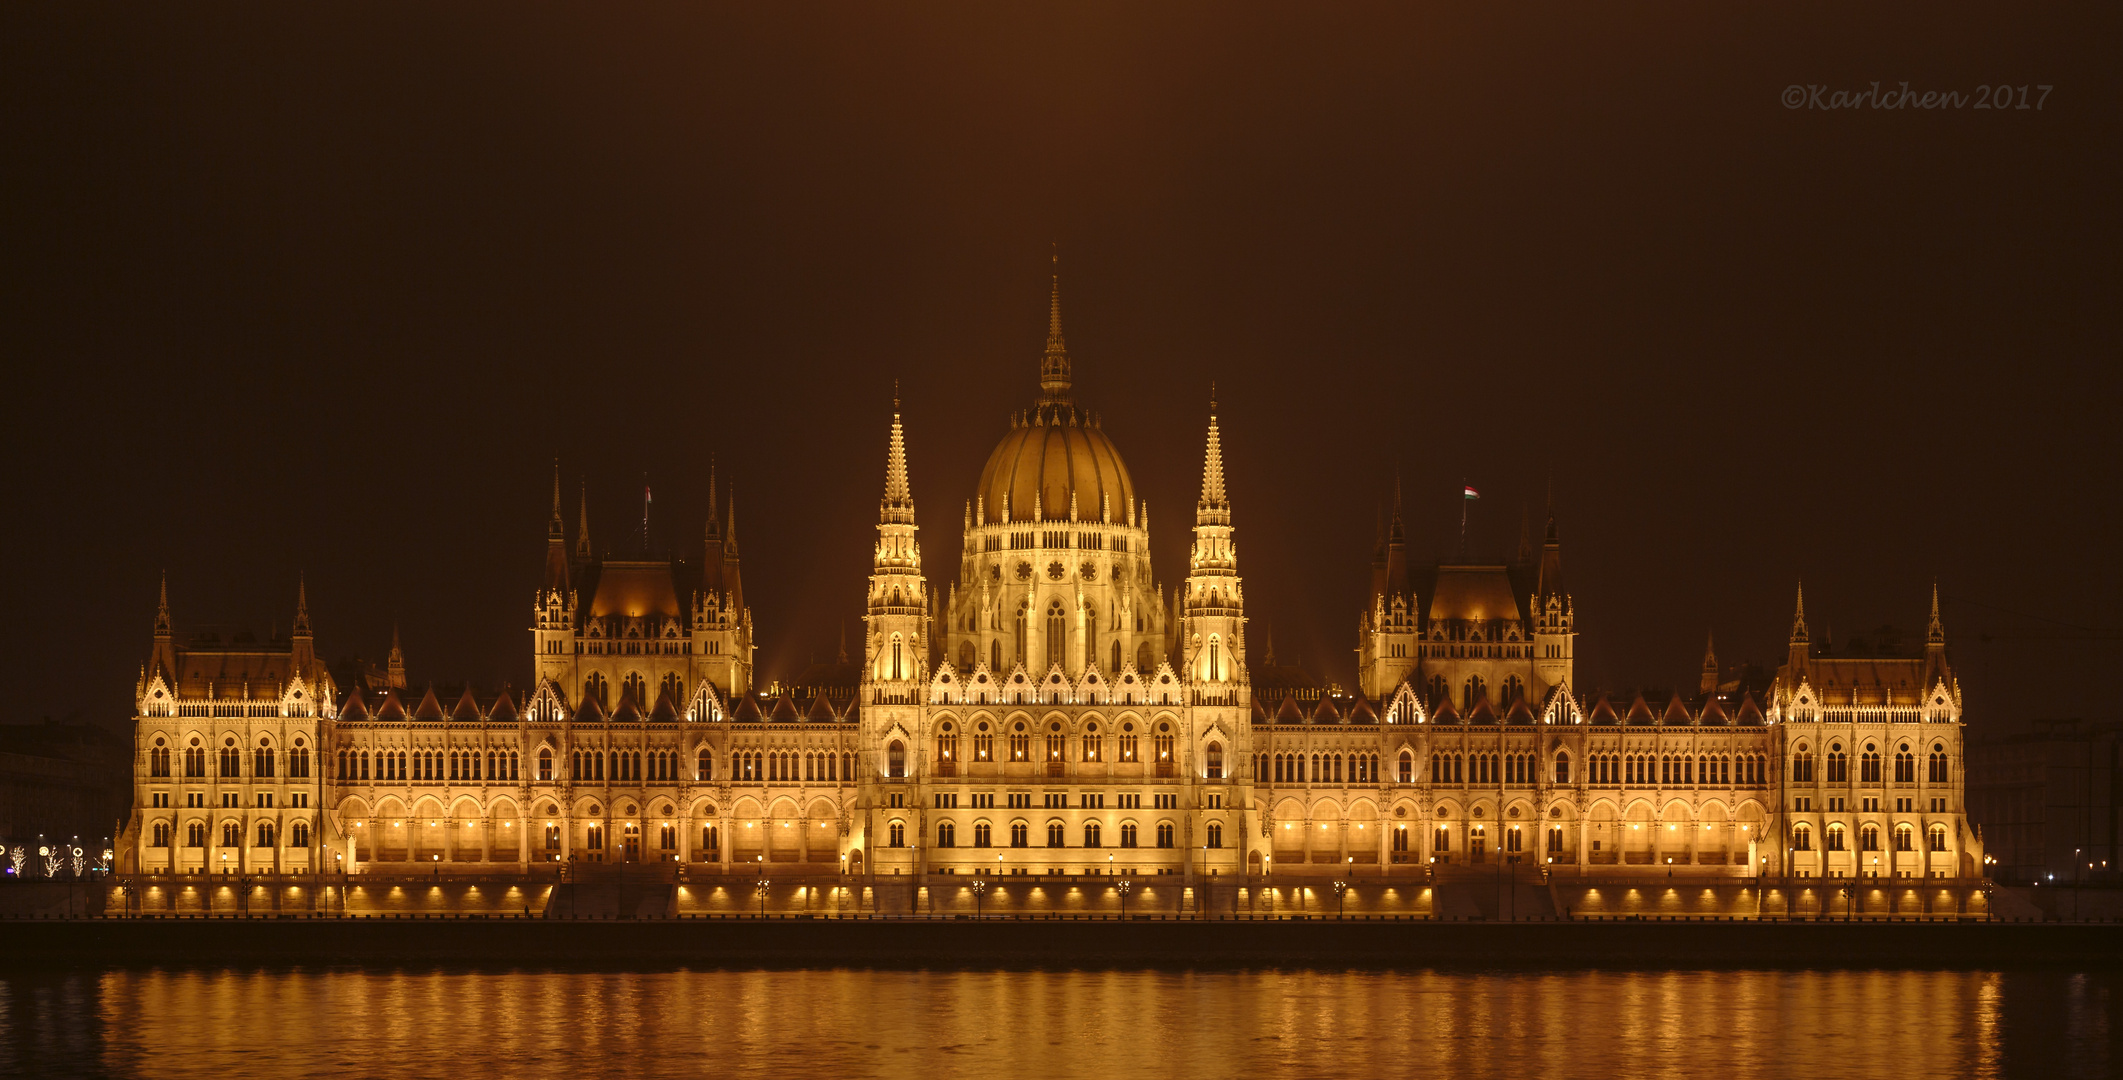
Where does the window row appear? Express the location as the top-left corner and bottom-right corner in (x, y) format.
(338, 748), (522, 783)
(148, 736), (311, 779)
(1790, 822), (1950, 852)
(1259, 752), (1380, 785)
(147, 819), (312, 849)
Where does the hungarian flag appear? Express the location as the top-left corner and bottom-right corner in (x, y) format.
(1463, 485), (1481, 500)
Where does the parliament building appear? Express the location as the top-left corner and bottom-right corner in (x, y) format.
(118, 277), (1985, 913)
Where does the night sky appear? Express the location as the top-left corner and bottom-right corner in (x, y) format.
(5, 4), (2117, 733)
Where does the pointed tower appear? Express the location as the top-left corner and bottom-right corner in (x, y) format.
(1699, 631), (1719, 698)
(1181, 394), (1244, 691)
(865, 394), (927, 686)
(693, 473), (753, 699)
(534, 465), (578, 689)
(1359, 476), (1418, 698)
(1787, 581), (1811, 675)
(291, 576), (317, 678)
(1923, 582), (1950, 689)
(387, 625), (407, 690)
(148, 573), (178, 688)
(1530, 510), (1576, 698)
(1040, 254), (1071, 403)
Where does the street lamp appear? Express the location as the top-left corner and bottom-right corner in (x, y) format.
(1332, 879), (1348, 918)
(1118, 877), (1132, 919)
(971, 875), (987, 918)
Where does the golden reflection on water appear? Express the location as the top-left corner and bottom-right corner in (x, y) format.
(0, 968), (2108, 1079)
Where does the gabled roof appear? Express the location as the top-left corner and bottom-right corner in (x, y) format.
(769, 694), (801, 723)
(487, 690), (517, 724)
(1625, 694), (1656, 726)
(412, 686), (445, 722)
(1310, 696), (1342, 723)
(338, 688), (369, 721)
(1661, 696), (1693, 725)
(648, 691), (679, 723)
(573, 695), (606, 725)
(450, 687), (482, 722)
(1466, 697), (1498, 725)
(805, 693), (839, 722)
(609, 696), (643, 724)
(1251, 698), (1272, 725)
(733, 695), (763, 722)
(1503, 697), (1535, 724)
(1275, 696), (1306, 724)
(375, 690), (408, 723)
(1587, 694), (1618, 725)
(1347, 698), (1378, 725)
(1734, 693), (1765, 726)
(1431, 697), (1461, 724)
(1699, 696), (1731, 726)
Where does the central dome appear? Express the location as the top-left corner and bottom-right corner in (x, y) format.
(977, 409), (1135, 525)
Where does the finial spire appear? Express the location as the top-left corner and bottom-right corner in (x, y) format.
(1197, 399), (1229, 523)
(1928, 581), (1945, 645)
(881, 395), (914, 523)
(576, 481), (592, 557)
(155, 572), (171, 634)
(1791, 581), (1810, 644)
(549, 459), (564, 538)
(1039, 248), (1072, 402)
(294, 574), (310, 635)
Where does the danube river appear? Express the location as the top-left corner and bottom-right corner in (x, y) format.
(2, 967), (2113, 1079)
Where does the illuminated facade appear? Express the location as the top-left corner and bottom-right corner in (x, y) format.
(118, 278), (1982, 890)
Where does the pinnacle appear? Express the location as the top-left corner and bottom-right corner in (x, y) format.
(1197, 406), (1229, 520)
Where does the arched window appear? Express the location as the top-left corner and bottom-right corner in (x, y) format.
(1859, 825), (1879, 852)
(1860, 743), (1881, 783)
(1894, 824), (1914, 851)
(1111, 640), (1122, 672)
(937, 822), (956, 847)
(973, 822), (992, 848)
(888, 822), (906, 847)
(1928, 823), (1948, 851)
(219, 739), (241, 778)
(1792, 744), (1814, 782)
(1398, 751), (1413, 783)
(1826, 744), (1848, 783)
(1894, 744), (1915, 783)
(1427, 674), (1448, 707)
(1047, 822), (1065, 847)
(538, 749), (554, 782)
(1010, 822), (1029, 847)
(150, 740), (171, 778)
(1825, 823), (1846, 852)
(291, 820), (310, 847)
(1083, 821), (1102, 848)
(1206, 636), (1221, 681)
(1433, 825), (1451, 853)
(1154, 724), (1174, 765)
(1461, 675), (1486, 712)
(1206, 822), (1223, 849)
(221, 822), (242, 848)
(974, 723), (993, 762)
(1553, 752), (1571, 784)
(185, 740), (206, 778)
(186, 822), (205, 848)
(1045, 600), (1065, 670)
(1120, 823), (1138, 848)
(1156, 822), (1175, 848)
(1085, 606), (1098, 671)
(1206, 742), (1224, 779)
(585, 673), (608, 710)
(1928, 745), (1949, 783)
(622, 672), (647, 707)
(288, 744), (309, 779)
(887, 740), (906, 778)
(1136, 641), (1153, 673)
(151, 821), (170, 847)
(1045, 724), (1064, 763)
(992, 639), (1003, 672)
(890, 635), (904, 681)
(1501, 675), (1524, 705)
(1082, 725), (1102, 762)
(1010, 723), (1029, 761)
(1793, 823), (1813, 851)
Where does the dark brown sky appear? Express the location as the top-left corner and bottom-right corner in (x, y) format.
(4, 3), (2117, 733)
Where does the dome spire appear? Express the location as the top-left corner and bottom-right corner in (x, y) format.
(1040, 247), (1072, 403)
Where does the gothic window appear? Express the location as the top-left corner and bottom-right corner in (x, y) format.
(540, 749), (555, 782)
(1859, 825), (1880, 852)
(622, 672), (647, 707)
(1826, 744), (1848, 783)
(1119, 723), (1138, 762)
(1399, 751), (1413, 783)
(1083, 726), (1102, 762)
(1015, 601), (1029, 665)
(1894, 745), (1915, 783)
(1154, 723), (1174, 765)
(1156, 822), (1175, 848)
(1086, 606), (1097, 669)
(890, 635), (904, 680)
(1047, 822), (1065, 847)
(1120, 823), (1138, 848)
(585, 673), (609, 710)
(1083, 821), (1102, 847)
(1136, 640), (1153, 674)
(1793, 745), (1815, 782)
(1860, 744), (1882, 783)
(256, 822), (277, 848)
(1928, 745), (1949, 783)
(1111, 641), (1122, 673)
(1206, 741), (1224, 779)
(937, 822), (956, 847)
(1010, 723), (1029, 761)
(1554, 752), (1571, 784)
(186, 822), (205, 848)
(184, 741), (205, 777)
(662, 673), (683, 704)
(991, 640), (1003, 672)
(150, 740), (170, 778)
(937, 726), (958, 766)
(1433, 825), (1451, 852)
(1793, 824), (1813, 851)
(1427, 675), (1448, 708)
(1207, 822), (1224, 849)
(221, 822), (241, 848)
(151, 821), (171, 847)
(1011, 822), (1029, 847)
(1461, 675), (1486, 712)
(1825, 824), (1846, 852)
(219, 739), (241, 778)
(889, 822), (906, 847)
(1206, 636), (1221, 681)
(887, 740), (906, 778)
(973, 823), (992, 848)
(1046, 600), (1066, 670)
(1928, 824), (1948, 851)
(1046, 725), (1064, 763)
(975, 723), (993, 761)
(1894, 824), (1914, 851)
(1501, 675), (1524, 705)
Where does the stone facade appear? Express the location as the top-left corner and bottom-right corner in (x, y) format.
(117, 276), (1984, 907)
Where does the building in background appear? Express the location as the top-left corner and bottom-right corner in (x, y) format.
(0, 720), (130, 868)
(115, 277), (1983, 901)
(1967, 719), (2121, 886)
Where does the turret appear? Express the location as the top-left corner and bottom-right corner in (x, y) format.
(865, 396), (927, 686)
(1700, 631), (1719, 698)
(1181, 395), (1243, 689)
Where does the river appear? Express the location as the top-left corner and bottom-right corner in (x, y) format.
(1, 967), (2113, 1078)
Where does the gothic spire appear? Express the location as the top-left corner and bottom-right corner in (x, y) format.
(548, 459), (564, 540)
(1699, 631), (1719, 696)
(1039, 249), (1072, 403)
(293, 574), (311, 636)
(1927, 582), (1946, 646)
(154, 572), (171, 635)
(881, 395), (914, 524)
(1790, 581), (1810, 645)
(1197, 394), (1229, 523)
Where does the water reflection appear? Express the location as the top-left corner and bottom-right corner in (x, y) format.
(0, 967), (2112, 1079)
